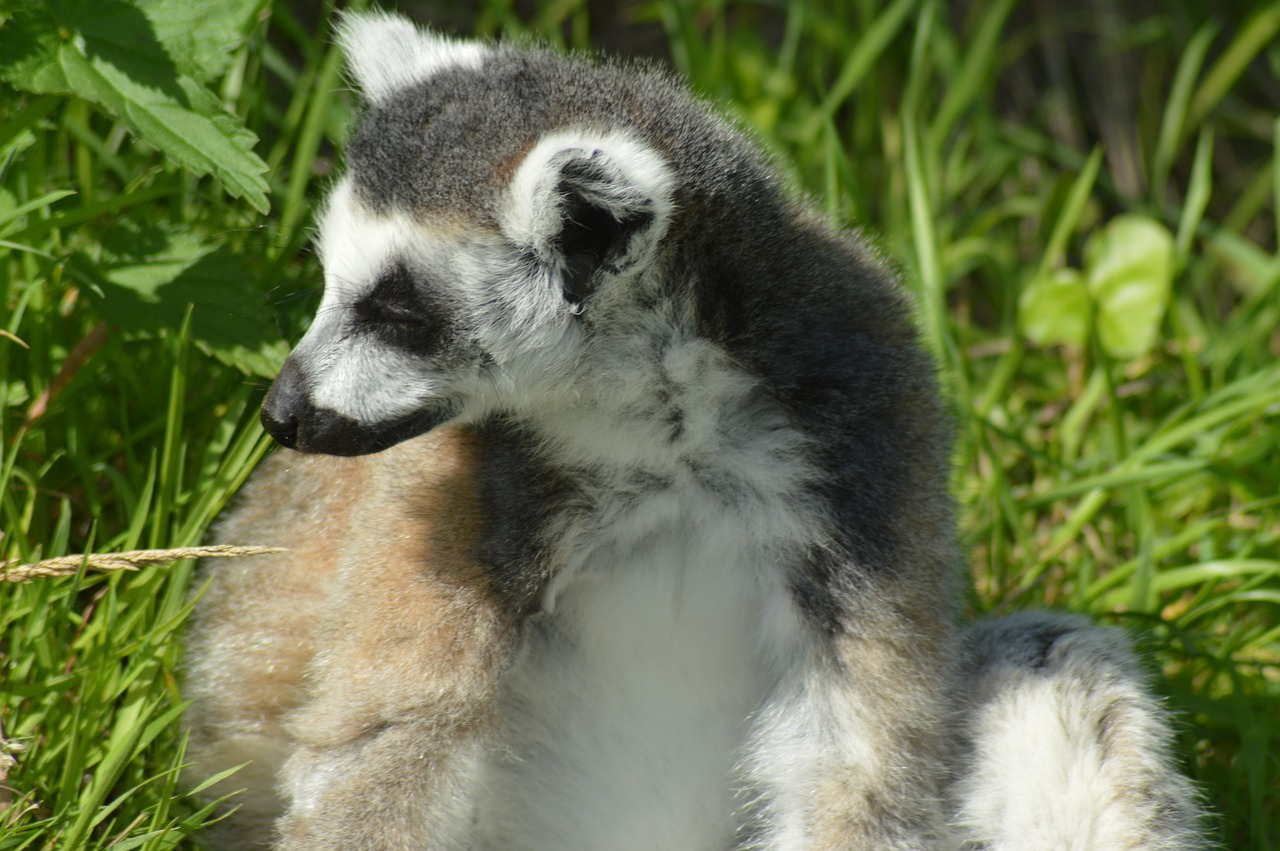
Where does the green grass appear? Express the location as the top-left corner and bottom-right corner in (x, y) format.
(2, 0), (1277, 847)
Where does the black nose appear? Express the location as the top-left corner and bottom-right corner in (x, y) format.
(260, 405), (298, 448)
(258, 357), (389, 455)
(261, 358), (308, 450)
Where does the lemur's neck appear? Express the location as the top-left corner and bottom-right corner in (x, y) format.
(518, 319), (802, 480)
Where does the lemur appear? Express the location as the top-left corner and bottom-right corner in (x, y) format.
(183, 12), (1206, 850)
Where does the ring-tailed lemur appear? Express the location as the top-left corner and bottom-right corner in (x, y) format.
(183, 12), (1206, 850)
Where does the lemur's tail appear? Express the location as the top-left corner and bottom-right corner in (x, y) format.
(948, 611), (1208, 850)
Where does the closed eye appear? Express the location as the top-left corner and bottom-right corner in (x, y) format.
(357, 297), (420, 327)
(351, 261), (456, 353)
(355, 263), (425, 328)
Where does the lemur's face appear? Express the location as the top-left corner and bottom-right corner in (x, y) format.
(261, 15), (673, 455)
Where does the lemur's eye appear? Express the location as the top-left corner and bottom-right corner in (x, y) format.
(356, 264), (422, 328)
(354, 263), (455, 353)
(359, 298), (419, 327)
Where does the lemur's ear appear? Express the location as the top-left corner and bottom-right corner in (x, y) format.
(501, 132), (675, 308)
(336, 12), (487, 102)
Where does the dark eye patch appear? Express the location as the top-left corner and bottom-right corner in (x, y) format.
(354, 263), (456, 354)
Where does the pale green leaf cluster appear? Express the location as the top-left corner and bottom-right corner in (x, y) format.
(1019, 214), (1175, 358)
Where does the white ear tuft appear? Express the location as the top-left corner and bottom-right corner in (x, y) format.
(501, 130), (675, 272)
(336, 11), (488, 102)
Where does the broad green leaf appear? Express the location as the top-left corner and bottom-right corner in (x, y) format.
(0, 0), (264, 90)
(0, 0), (269, 212)
(1018, 267), (1089, 348)
(75, 225), (287, 377)
(1085, 214), (1174, 359)
(136, 0), (266, 83)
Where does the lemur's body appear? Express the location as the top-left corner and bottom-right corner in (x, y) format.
(183, 14), (1205, 850)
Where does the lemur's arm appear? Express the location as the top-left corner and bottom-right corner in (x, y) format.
(274, 428), (515, 850)
(183, 450), (369, 845)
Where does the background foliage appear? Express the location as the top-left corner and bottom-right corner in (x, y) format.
(1, 0), (1277, 847)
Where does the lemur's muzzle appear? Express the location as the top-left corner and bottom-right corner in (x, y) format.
(261, 356), (455, 456)
(260, 357), (380, 455)
(260, 356), (359, 454)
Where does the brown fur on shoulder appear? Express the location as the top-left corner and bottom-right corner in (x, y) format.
(183, 427), (510, 846)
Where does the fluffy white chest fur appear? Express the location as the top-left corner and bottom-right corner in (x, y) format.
(479, 515), (780, 849)
(474, 342), (810, 849)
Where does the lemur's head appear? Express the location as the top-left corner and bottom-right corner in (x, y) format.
(262, 12), (683, 455)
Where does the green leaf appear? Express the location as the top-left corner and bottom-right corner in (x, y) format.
(135, 0), (266, 83)
(74, 224), (288, 377)
(1018, 267), (1089, 349)
(1085, 214), (1174, 359)
(804, 0), (920, 139)
(0, 189), (77, 234)
(0, 0), (269, 212)
(1038, 146), (1104, 277)
(1209, 229), (1280, 296)
(1186, 4), (1280, 132)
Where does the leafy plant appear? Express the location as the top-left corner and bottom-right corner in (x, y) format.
(0, 0), (299, 846)
(0, 0), (287, 380)
(1020, 213), (1175, 358)
(0, 0), (270, 213)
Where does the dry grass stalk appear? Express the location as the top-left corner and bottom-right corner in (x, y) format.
(0, 545), (286, 583)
